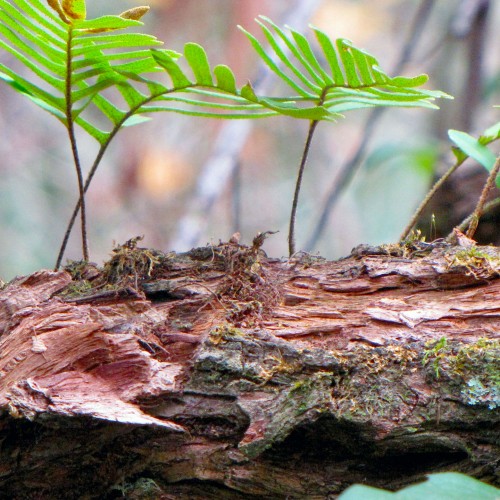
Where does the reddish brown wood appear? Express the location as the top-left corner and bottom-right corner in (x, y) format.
(0, 242), (499, 498)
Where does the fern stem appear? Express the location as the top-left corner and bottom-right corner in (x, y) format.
(55, 86), (189, 269)
(399, 157), (465, 241)
(288, 87), (328, 256)
(288, 119), (319, 256)
(446, 196), (500, 241)
(465, 154), (500, 239)
(55, 125), (120, 269)
(65, 28), (88, 262)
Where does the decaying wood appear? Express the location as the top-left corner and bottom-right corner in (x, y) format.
(0, 240), (499, 499)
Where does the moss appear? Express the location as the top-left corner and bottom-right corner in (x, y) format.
(210, 238), (281, 326)
(445, 246), (500, 279)
(58, 279), (93, 298)
(58, 238), (170, 299)
(333, 344), (420, 419)
(99, 236), (163, 287)
(423, 337), (449, 378)
(423, 337), (500, 410)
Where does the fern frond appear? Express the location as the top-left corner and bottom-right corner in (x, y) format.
(149, 45), (333, 121)
(0, 0), (164, 144)
(237, 16), (452, 118)
(149, 46), (282, 119)
(148, 16), (450, 123)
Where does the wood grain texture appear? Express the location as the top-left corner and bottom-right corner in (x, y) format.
(0, 242), (498, 498)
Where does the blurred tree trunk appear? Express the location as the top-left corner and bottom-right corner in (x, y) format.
(0, 240), (499, 499)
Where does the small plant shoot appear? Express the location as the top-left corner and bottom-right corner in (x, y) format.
(0, 0), (451, 264)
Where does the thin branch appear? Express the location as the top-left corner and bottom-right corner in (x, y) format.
(465, 155), (500, 239)
(305, 0), (437, 251)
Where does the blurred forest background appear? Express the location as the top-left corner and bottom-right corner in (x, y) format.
(0, 0), (499, 280)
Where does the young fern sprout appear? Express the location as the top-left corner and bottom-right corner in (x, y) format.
(0, 1), (451, 264)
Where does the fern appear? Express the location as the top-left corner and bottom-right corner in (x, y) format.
(0, 0), (166, 262)
(238, 17), (449, 117)
(0, 2), (450, 262)
(0, 0), (162, 145)
(236, 16), (451, 254)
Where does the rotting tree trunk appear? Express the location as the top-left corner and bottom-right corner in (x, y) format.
(0, 239), (499, 499)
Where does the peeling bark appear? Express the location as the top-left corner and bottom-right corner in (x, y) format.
(0, 241), (499, 499)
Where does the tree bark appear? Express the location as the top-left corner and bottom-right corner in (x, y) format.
(0, 239), (499, 499)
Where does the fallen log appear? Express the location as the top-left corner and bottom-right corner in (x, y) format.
(0, 238), (498, 498)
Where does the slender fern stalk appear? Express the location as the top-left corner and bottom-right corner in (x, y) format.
(288, 119), (320, 256)
(465, 155), (500, 239)
(64, 28), (88, 261)
(399, 158), (465, 241)
(448, 196), (500, 239)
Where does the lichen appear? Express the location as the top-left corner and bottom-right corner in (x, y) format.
(208, 325), (247, 345)
(462, 378), (499, 410)
(109, 477), (162, 499)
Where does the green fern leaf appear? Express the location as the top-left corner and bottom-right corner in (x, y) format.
(184, 43), (214, 86)
(150, 48), (281, 119)
(0, 0), (164, 144)
(238, 16), (451, 119)
(151, 48), (192, 87)
(213, 65), (237, 94)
